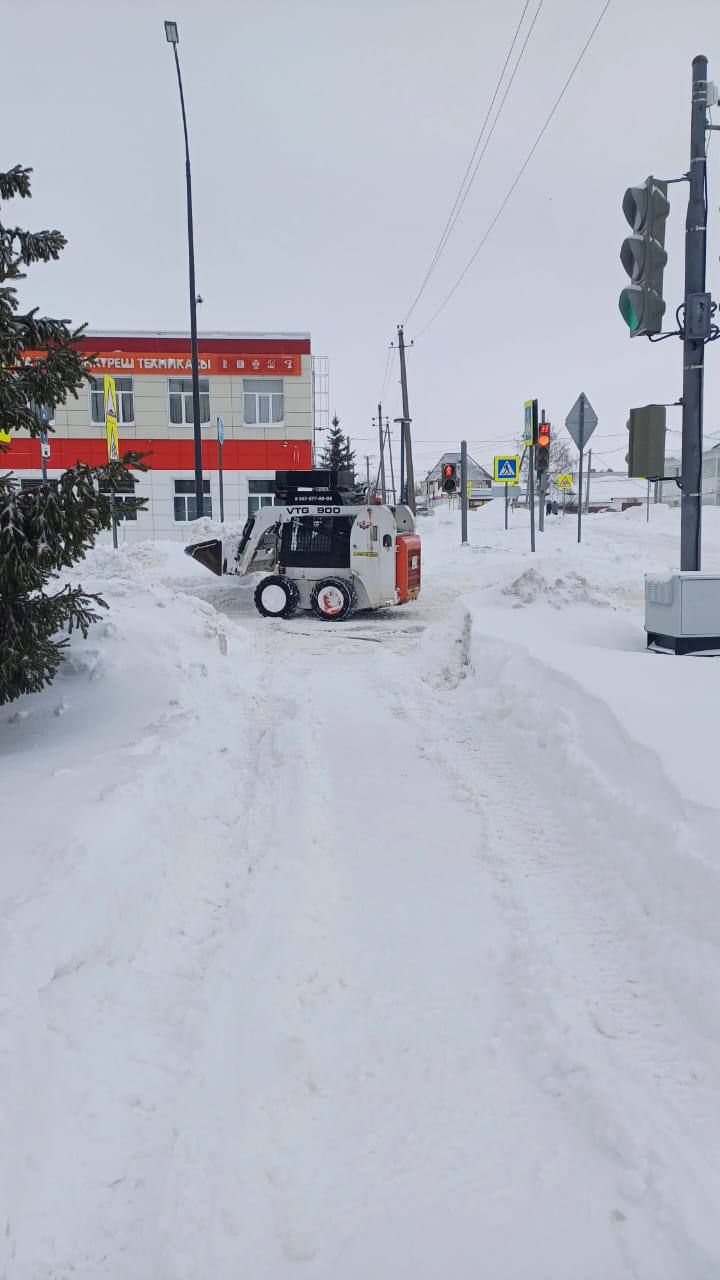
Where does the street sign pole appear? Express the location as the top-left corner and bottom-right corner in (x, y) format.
(216, 417), (225, 522)
(577, 396), (585, 545)
(460, 439), (468, 544)
(565, 392), (597, 545)
(504, 482), (508, 530)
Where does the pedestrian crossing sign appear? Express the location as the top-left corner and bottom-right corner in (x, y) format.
(493, 455), (519, 484)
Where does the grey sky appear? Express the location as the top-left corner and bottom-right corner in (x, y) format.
(7, 0), (720, 477)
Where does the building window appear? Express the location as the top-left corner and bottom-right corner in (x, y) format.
(243, 378), (283, 425)
(248, 478), (276, 517)
(98, 472), (139, 521)
(20, 477), (59, 493)
(169, 378), (210, 425)
(174, 478), (211, 522)
(90, 376), (134, 424)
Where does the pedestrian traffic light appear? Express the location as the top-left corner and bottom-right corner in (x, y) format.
(442, 462), (457, 493)
(626, 404), (667, 477)
(536, 419), (551, 472)
(619, 176), (669, 337)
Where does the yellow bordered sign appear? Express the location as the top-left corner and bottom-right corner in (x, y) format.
(493, 455), (519, 484)
(104, 374), (119, 461)
(557, 473), (573, 490)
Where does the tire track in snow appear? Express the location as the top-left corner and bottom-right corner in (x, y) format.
(379, 608), (720, 1276)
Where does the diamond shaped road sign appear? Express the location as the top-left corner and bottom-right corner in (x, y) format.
(565, 393), (598, 451)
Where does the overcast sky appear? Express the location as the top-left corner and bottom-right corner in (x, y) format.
(6, 0), (720, 477)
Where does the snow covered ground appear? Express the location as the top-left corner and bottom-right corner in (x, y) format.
(3, 502), (720, 1278)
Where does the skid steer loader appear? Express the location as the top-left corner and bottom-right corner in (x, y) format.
(185, 469), (421, 620)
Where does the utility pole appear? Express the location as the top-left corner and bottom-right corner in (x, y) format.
(365, 454), (371, 500)
(386, 424), (396, 504)
(585, 447), (592, 513)
(680, 54), (709, 572)
(397, 325), (416, 513)
(377, 403), (387, 502)
(460, 439), (468, 544)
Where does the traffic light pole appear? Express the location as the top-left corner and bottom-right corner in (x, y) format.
(680, 54), (709, 572)
(460, 439), (468, 544)
(529, 449), (536, 553)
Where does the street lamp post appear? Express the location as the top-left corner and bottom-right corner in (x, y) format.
(165, 19), (204, 521)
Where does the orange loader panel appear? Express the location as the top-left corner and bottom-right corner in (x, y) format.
(395, 533), (421, 604)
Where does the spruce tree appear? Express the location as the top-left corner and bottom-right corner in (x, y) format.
(320, 414), (356, 480)
(0, 165), (144, 705)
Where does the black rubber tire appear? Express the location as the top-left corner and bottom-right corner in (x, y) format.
(310, 577), (357, 622)
(254, 575), (300, 619)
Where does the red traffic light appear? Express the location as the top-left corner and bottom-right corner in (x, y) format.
(443, 463), (456, 478)
(537, 422), (551, 448)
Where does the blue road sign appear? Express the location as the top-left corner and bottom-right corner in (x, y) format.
(493, 455), (519, 484)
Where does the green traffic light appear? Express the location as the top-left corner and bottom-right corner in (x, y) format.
(619, 289), (640, 331)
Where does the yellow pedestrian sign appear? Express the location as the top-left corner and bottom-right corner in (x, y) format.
(557, 473), (573, 490)
(104, 374), (119, 461)
(466, 480), (472, 498)
(493, 455), (519, 485)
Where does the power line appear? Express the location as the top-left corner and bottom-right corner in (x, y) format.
(378, 344), (394, 403)
(402, 0), (540, 326)
(413, 0), (614, 339)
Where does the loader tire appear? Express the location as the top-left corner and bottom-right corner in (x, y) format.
(310, 577), (357, 622)
(254, 575), (300, 619)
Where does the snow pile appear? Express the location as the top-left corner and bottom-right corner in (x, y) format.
(3, 510), (720, 1278)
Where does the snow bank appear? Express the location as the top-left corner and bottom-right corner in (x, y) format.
(3, 508), (720, 1278)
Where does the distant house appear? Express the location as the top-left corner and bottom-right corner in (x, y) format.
(562, 470), (647, 512)
(425, 452), (492, 504)
(660, 443), (720, 507)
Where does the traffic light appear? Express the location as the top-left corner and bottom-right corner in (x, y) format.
(626, 404), (667, 477)
(619, 176), (669, 336)
(442, 462), (457, 493)
(536, 419), (551, 472)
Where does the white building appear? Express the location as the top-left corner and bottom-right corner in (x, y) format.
(10, 330), (317, 541)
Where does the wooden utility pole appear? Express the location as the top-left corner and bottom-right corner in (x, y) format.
(377, 403), (387, 502)
(397, 325), (416, 513)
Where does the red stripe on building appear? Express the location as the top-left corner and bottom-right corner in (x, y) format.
(5, 438), (313, 471)
(73, 336), (311, 356)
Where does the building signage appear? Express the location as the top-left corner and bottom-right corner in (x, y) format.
(21, 350), (302, 377)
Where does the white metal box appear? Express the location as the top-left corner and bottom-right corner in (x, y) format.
(645, 572), (720, 652)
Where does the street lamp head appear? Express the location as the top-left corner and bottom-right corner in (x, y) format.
(164, 20), (179, 43)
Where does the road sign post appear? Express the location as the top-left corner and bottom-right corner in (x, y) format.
(504, 483), (509, 530)
(565, 393), (598, 545)
(216, 416), (225, 522)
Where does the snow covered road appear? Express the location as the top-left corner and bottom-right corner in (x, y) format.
(3, 506), (720, 1278)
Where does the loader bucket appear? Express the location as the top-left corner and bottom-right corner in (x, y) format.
(185, 538), (223, 577)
